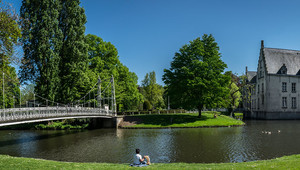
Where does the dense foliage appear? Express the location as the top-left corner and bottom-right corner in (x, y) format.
(19, 1), (143, 110)
(141, 71), (165, 110)
(163, 34), (230, 117)
(85, 34), (143, 111)
(20, 0), (63, 103)
(58, 0), (89, 103)
(0, 1), (21, 108)
(224, 71), (241, 116)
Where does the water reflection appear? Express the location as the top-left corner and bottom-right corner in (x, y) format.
(1, 120), (300, 163)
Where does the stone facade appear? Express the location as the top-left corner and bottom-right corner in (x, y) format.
(244, 41), (300, 119)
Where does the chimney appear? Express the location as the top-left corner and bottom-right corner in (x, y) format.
(261, 40), (264, 48)
(246, 66), (248, 74)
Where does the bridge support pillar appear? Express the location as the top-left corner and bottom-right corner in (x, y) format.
(90, 116), (123, 128)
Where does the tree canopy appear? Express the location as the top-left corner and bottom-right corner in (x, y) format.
(0, 1), (21, 108)
(20, 0), (63, 103)
(224, 71), (241, 117)
(141, 71), (165, 110)
(20, 0), (89, 104)
(163, 34), (229, 117)
(85, 34), (143, 111)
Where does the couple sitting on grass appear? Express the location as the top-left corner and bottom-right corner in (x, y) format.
(132, 149), (151, 166)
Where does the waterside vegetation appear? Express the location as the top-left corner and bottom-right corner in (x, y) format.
(0, 119), (91, 130)
(119, 112), (245, 128)
(0, 154), (300, 169)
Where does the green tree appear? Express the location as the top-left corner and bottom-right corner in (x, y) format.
(224, 71), (241, 117)
(20, 0), (62, 103)
(85, 34), (143, 111)
(0, 0), (21, 62)
(163, 34), (229, 118)
(141, 71), (165, 110)
(240, 74), (253, 112)
(58, 0), (89, 103)
(0, 1), (21, 108)
(20, 84), (34, 106)
(20, 0), (90, 104)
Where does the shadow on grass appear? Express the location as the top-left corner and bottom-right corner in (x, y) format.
(123, 114), (212, 126)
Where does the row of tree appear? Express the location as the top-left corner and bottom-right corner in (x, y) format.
(1, 0), (244, 114)
(18, 0), (145, 110)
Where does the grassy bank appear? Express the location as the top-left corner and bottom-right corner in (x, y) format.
(120, 112), (244, 128)
(0, 154), (300, 169)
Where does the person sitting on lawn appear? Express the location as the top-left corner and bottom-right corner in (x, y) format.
(134, 149), (150, 165)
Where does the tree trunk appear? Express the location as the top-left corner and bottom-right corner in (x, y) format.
(230, 110), (233, 117)
(197, 104), (203, 118)
(228, 108), (233, 117)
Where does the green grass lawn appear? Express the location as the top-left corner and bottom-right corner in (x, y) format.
(1, 154), (300, 169)
(122, 112), (244, 128)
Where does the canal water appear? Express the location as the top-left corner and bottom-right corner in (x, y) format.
(0, 120), (300, 163)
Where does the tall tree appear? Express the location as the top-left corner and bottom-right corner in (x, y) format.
(141, 71), (165, 110)
(20, 0), (62, 102)
(20, 0), (89, 104)
(0, 1), (21, 108)
(163, 34), (229, 117)
(58, 0), (88, 103)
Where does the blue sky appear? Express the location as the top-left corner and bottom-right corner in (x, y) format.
(5, 0), (300, 85)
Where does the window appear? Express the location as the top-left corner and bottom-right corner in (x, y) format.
(262, 83), (264, 93)
(292, 97), (297, 108)
(282, 82), (287, 92)
(262, 95), (264, 105)
(292, 83), (296, 93)
(282, 97), (287, 108)
(258, 98), (260, 109)
(258, 85), (260, 94)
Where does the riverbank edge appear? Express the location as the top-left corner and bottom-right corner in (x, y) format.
(119, 124), (245, 129)
(0, 154), (300, 169)
(118, 113), (245, 129)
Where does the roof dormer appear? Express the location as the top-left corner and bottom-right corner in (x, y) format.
(277, 64), (287, 75)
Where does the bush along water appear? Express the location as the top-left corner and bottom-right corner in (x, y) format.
(34, 119), (91, 130)
(0, 119), (92, 130)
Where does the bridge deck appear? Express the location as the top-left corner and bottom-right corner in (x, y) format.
(0, 107), (115, 126)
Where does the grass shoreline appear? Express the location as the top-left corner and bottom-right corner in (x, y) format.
(119, 112), (245, 129)
(0, 154), (300, 169)
(120, 124), (244, 129)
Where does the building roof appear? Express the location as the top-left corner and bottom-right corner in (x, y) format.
(247, 71), (257, 81)
(264, 47), (300, 75)
(246, 71), (257, 84)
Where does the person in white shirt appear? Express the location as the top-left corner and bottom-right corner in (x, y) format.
(134, 148), (146, 165)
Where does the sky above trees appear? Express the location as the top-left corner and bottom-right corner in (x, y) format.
(5, 0), (300, 85)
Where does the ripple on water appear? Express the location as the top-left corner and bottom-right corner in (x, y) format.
(1, 120), (300, 163)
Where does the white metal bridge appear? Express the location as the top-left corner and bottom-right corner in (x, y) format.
(0, 73), (117, 127)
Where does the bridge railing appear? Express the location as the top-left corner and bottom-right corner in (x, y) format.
(0, 107), (114, 122)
